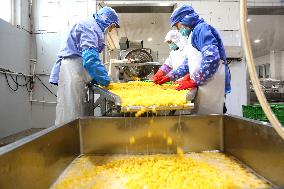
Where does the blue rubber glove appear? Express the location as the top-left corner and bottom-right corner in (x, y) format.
(82, 48), (110, 86)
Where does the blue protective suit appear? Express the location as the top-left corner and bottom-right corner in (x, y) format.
(49, 7), (119, 86)
(168, 6), (231, 94)
(51, 7), (119, 125)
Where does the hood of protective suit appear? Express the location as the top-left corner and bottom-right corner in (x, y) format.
(94, 6), (119, 32)
(170, 5), (199, 28)
(164, 30), (187, 50)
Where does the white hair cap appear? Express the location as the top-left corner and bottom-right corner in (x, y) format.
(164, 30), (187, 49)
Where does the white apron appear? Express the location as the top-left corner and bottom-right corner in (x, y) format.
(165, 48), (187, 71)
(55, 57), (91, 125)
(186, 33), (225, 114)
(193, 62), (225, 114)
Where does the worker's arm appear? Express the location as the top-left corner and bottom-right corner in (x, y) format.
(49, 58), (62, 85)
(191, 24), (221, 86)
(167, 58), (189, 81)
(160, 56), (173, 74)
(152, 64), (171, 84)
(82, 48), (110, 86)
(78, 24), (110, 86)
(155, 58), (189, 85)
(162, 51), (174, 73)
(152, 54), (174, 84)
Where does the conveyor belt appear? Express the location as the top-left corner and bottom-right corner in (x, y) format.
(87, 84), (194, 115)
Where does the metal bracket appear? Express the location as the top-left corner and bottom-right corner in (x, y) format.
(85, 84), (122, 116)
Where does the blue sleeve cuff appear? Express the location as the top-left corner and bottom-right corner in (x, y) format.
(159, 64), (172, 74)
(82, 48), (110, 86)
(49, 58), (62, 85)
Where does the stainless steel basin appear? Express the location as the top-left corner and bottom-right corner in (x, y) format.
(0, 115), (283, 188)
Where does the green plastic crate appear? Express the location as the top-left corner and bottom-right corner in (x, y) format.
(253, 105), (268, 121)
(242, 104), (284, 124)
(276, 115), (284, 123)
(242, 105), (254, 119)
(275, 106), (284, 116)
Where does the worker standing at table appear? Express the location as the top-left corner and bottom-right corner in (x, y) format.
(152, 30), (188, 84)
(156, 5), (231, 114)
(152, 29), (202, 100)
(49, 7), (120, 125)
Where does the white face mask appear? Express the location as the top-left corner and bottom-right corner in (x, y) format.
(179, 27), (191, 37)
(169, 42), (179, 51)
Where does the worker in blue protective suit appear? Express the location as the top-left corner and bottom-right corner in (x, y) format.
(157, 5), (231, 114)
(49, 6), (119, 125)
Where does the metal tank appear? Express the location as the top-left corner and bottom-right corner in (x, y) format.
(0, 115), (283, 188)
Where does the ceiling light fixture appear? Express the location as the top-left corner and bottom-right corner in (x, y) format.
(247, 18), (251, 22)
(147, 38), (152, 42)
(254, 39), (261, 43)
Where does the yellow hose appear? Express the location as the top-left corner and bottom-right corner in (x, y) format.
(240, 0), (284, 139)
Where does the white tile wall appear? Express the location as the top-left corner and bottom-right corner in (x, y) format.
(0, 10), (33, 138)
(34, 0), (96, 32)
(176, 1), (240, 46)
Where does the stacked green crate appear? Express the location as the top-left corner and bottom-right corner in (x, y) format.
(242, 104), (284, 125)
(242, 105), (254, 119)
(274, 105), (284, 125)
(254, 105), (266, 121)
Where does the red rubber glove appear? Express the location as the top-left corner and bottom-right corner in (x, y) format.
(175, 75), (197, 91)
(157, 75), (170, 85)
(174, 74), (191, 85)
(152, 70), (166, 84)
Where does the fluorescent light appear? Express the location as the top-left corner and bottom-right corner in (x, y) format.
(254, 39), (261, 43)
(247, 18), (251, 22)
(157, 3), (174, 6)
(147, 38), (152, 42)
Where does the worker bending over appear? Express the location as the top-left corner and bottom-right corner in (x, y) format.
(49, 7), (119, 125)
(152, 30), (188, 87)
(152, 29), (202, 98)
(156, 5), (231, 114)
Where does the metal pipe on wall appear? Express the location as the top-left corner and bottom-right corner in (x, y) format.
(28, 59), (57, 104)
(0, 70), (32, 77)
(240, 0), (284, 139)
(30, 100), (56, 104)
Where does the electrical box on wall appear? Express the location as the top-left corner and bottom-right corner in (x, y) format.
(225, 46), (243, 59)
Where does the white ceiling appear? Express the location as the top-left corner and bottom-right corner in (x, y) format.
(248, 15), (284, 57)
